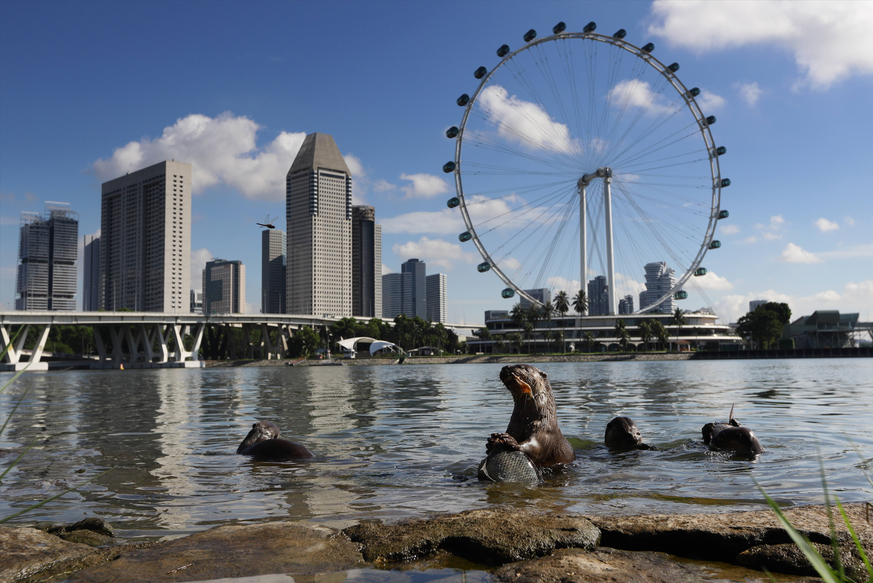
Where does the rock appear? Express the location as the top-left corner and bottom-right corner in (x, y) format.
(343, 507), (600, 565)
(0, 527), (98, 583)
(64, 521), (363, 583)
(589, 502), (873, 576)
(492, 547), (821, 583)
(738, 541), (871, 580)
(46, 517), (115, 547)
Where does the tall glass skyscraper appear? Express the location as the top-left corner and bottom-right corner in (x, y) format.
(16, 202), (78, 310)
(351, 205), (381, 319)
(261, 229), (286, 314)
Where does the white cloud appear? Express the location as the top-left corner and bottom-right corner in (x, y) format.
(754, 215), (786, 240)
(93, 113), (306, 201)
(615, 272), (646, 297)
(501, 257), (521, 271)
(735, 82), (762, 106)
(381, 209), (464, 235)
(696, 90), (726, 111)
(608, 79), (677, 116)
(382, 263), (394, 275)
(190, 248), (213, 291)
(344, 153), (365, 179)
(373, 179), (397, 193)
(740, 236), (758, 244)
(391, 237), (477, 271)
(719, 224), (740, 235)
(844, 215), (855, 226)
(547, 277), (581, 295)
(694, 270), (733, 291)
(815, 217), (840, 232)
(648, 0), (873, 89)
(818, 242), (873, 260)
(399, 173), (450, 199)
(478, 85), (577, 153)
(779, 242), (822, 263)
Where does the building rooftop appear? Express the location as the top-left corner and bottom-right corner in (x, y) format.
(288, 132), (350, 176)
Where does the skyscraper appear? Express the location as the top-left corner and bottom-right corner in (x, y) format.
(520, 288), (551, 310)
(749, 299), (769, 313)
(15, 202), (79, 311)
(587, 276), (609, 316)
(351, 205), (382, 318)
(286, 133), (352, 316)
(426, 273), (447, 323)
(99, 160), (191, 312)
(82, 234), (100, 311)
(639, 262), (676, 314)
(618, 294), (634, 314)
(261, 229), (286, 314)
(381, 272), (409, 319)
(401, 258), (427, 319)
(203, 258), (245, 314)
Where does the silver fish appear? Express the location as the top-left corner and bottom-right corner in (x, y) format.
(477, 449), (542, 484)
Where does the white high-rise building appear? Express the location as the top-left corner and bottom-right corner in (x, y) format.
(638, 262), (676, 314)
(16, 202), (79, 311)
(426, 273), (447, 323)
(286, 133), (352, 316)
(99, 160), (191, 312)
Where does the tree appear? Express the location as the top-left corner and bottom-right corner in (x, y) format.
(669, 308), (688, 351)
(510, 302), (526, 331)
(614, 319), (630, 351)
(542, 301), (556, 352)
(582, 331), (595, 353)
(637, 320), (653, 352)
(554, 291), (570, 327)
(572, 290), (588, 315)
(526, 304), (541, 353)
(736, 309), (783, 349)
(288, 326), (321, 357)
(651, 320), (670, 350)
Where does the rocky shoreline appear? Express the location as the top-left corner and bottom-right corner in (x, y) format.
(3, 503), (870, 582)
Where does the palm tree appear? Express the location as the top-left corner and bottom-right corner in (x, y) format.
(526, 304), (541, 353)
(651, 320), (670, 351)
(614, 319), (630, 351)
(638, 320), (653, 352)
(554, 291), (570, 329)
(669, 307), (688, 351)
(510, 302), (526, 332)
(572, 290), (588, 315)
(542, 301), (556, 353)
(523, 321), (534, 354)
(553, 329), (565, 353)
(582, 331), (595, 353)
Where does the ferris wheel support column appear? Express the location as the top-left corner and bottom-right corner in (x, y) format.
(603, 169), (617, 316)
(577, 179), (587, 294)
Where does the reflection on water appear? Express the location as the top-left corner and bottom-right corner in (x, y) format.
(1, 359), (871, 539)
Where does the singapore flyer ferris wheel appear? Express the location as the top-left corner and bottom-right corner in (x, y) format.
(444, 21), (730, 314)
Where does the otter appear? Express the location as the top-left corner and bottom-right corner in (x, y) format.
(605, 416), (657, 451)
(485, 364), (576, 469)
(702, 406), (764, 458)
(236, 420), (314, 460)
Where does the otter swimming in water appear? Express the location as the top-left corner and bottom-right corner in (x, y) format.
(702, 406), (764, 458)
(484, 364), (576, 471)
(236, 420), (314, 460)
(605, 416), (657, 451)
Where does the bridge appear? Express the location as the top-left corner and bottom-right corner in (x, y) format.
(0, 311), (477, 371)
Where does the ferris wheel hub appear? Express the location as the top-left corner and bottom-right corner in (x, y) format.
(578, 167), (613, 188)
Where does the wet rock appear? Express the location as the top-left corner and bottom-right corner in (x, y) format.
(492, 547), (821, 583)
(0, 527), (98, 583)
(738, 541), (870, 579)
(589, 502), (872, 575)
(64, 521), (362, 583)
(46, 517), (115, 547)
(343, 507), (600, 565)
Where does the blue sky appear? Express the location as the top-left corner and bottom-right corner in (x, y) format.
(1, 0), (871, 325)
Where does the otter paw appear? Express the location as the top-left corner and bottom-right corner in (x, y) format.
(487, 432), (520, 452)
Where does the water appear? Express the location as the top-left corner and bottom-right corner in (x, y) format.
(1, 359), (871, 541)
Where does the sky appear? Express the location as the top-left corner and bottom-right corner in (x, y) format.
(1, 0), (871, 326)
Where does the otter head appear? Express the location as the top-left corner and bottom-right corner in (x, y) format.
(499, 364), (553, 410)
(605, 416), (643, 448)
(237, 420), (281, 454)
(711, 426), (765, 458)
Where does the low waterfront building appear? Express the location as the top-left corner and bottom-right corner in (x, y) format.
(782, 311), (870, 349)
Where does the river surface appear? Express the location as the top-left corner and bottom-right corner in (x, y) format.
(1, 359), (871, 540)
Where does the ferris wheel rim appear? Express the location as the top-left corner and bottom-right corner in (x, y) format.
(450, 27), (724, 312)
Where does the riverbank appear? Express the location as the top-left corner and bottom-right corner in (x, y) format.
(3, 503), (869, 582)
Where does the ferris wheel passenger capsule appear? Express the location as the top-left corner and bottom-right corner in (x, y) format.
(502, 288), (516, 299)
(694, 268), (708, 276)
(474, 66), (487, 79)
(497, 44), (510, 57)
(524, 29), (536, 42)
(709, 240), (721, 249)
(720, 178), (731, 187)
(459, 231), (472, 242)
(668, 62), (680, 73)
(674, 291), (688, 300)
(715, 146), (727, 156)
(686, 87), (701, 97)
(553, 22), (566, 34)
(446, 126), (460, 139)
(642, 42), (655, 53)
(477, 262), (492, 273)
(583, 22), (596, 33)
(443, 161), (456, 173)
(718, 210), (730, 219)
(613, 29), (627, 39)
(704, 115), (717, 126)
(447, 197), (460, 208)
(457, 94), (470, 106)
